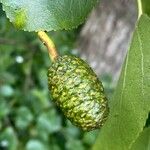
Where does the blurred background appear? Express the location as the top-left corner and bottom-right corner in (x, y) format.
(0, 0), (137, 150)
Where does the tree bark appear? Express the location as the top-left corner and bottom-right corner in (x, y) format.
(78, 0), (137, 83)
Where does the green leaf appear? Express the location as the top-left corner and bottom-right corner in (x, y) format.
(82, 130), (98, 146)
(0, 0), (98, 31)
(37, 109), (61, 134)
(31, 89), (50, 109)
(26, 139), (47, 150)
(15, 106), (33, 130)
(92, 14), (150, 150)
(131, 127), (150, 150)
(64, 121), (81, 139)
(141, 0), (150, 17)
(0, 100), (10, 119)
(0, 127), (18, 150)
(66, 139), (85, 150)
(0, 85), (14, 97)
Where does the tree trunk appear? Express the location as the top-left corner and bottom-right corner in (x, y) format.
(77, 0), (137, 83)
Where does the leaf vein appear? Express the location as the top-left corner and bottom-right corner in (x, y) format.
(137, 29), (144, 95)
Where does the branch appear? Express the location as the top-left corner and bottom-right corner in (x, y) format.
(38, 31), (58, 62)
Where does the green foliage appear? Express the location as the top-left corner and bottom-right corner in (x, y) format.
(1, 0), (150, 149)
(131, 127), (150, 150)
(141, 0), (150, 16)
(0, 7), (105, 149)
(0, 0), (98, 31)
(26, 139), (47, 150)
(15, 107), (34, 130)
(0, 127), (18, 150)
(92, 14), (150, 150)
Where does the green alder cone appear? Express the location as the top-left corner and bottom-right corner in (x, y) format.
(48, 55), (109, 131)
